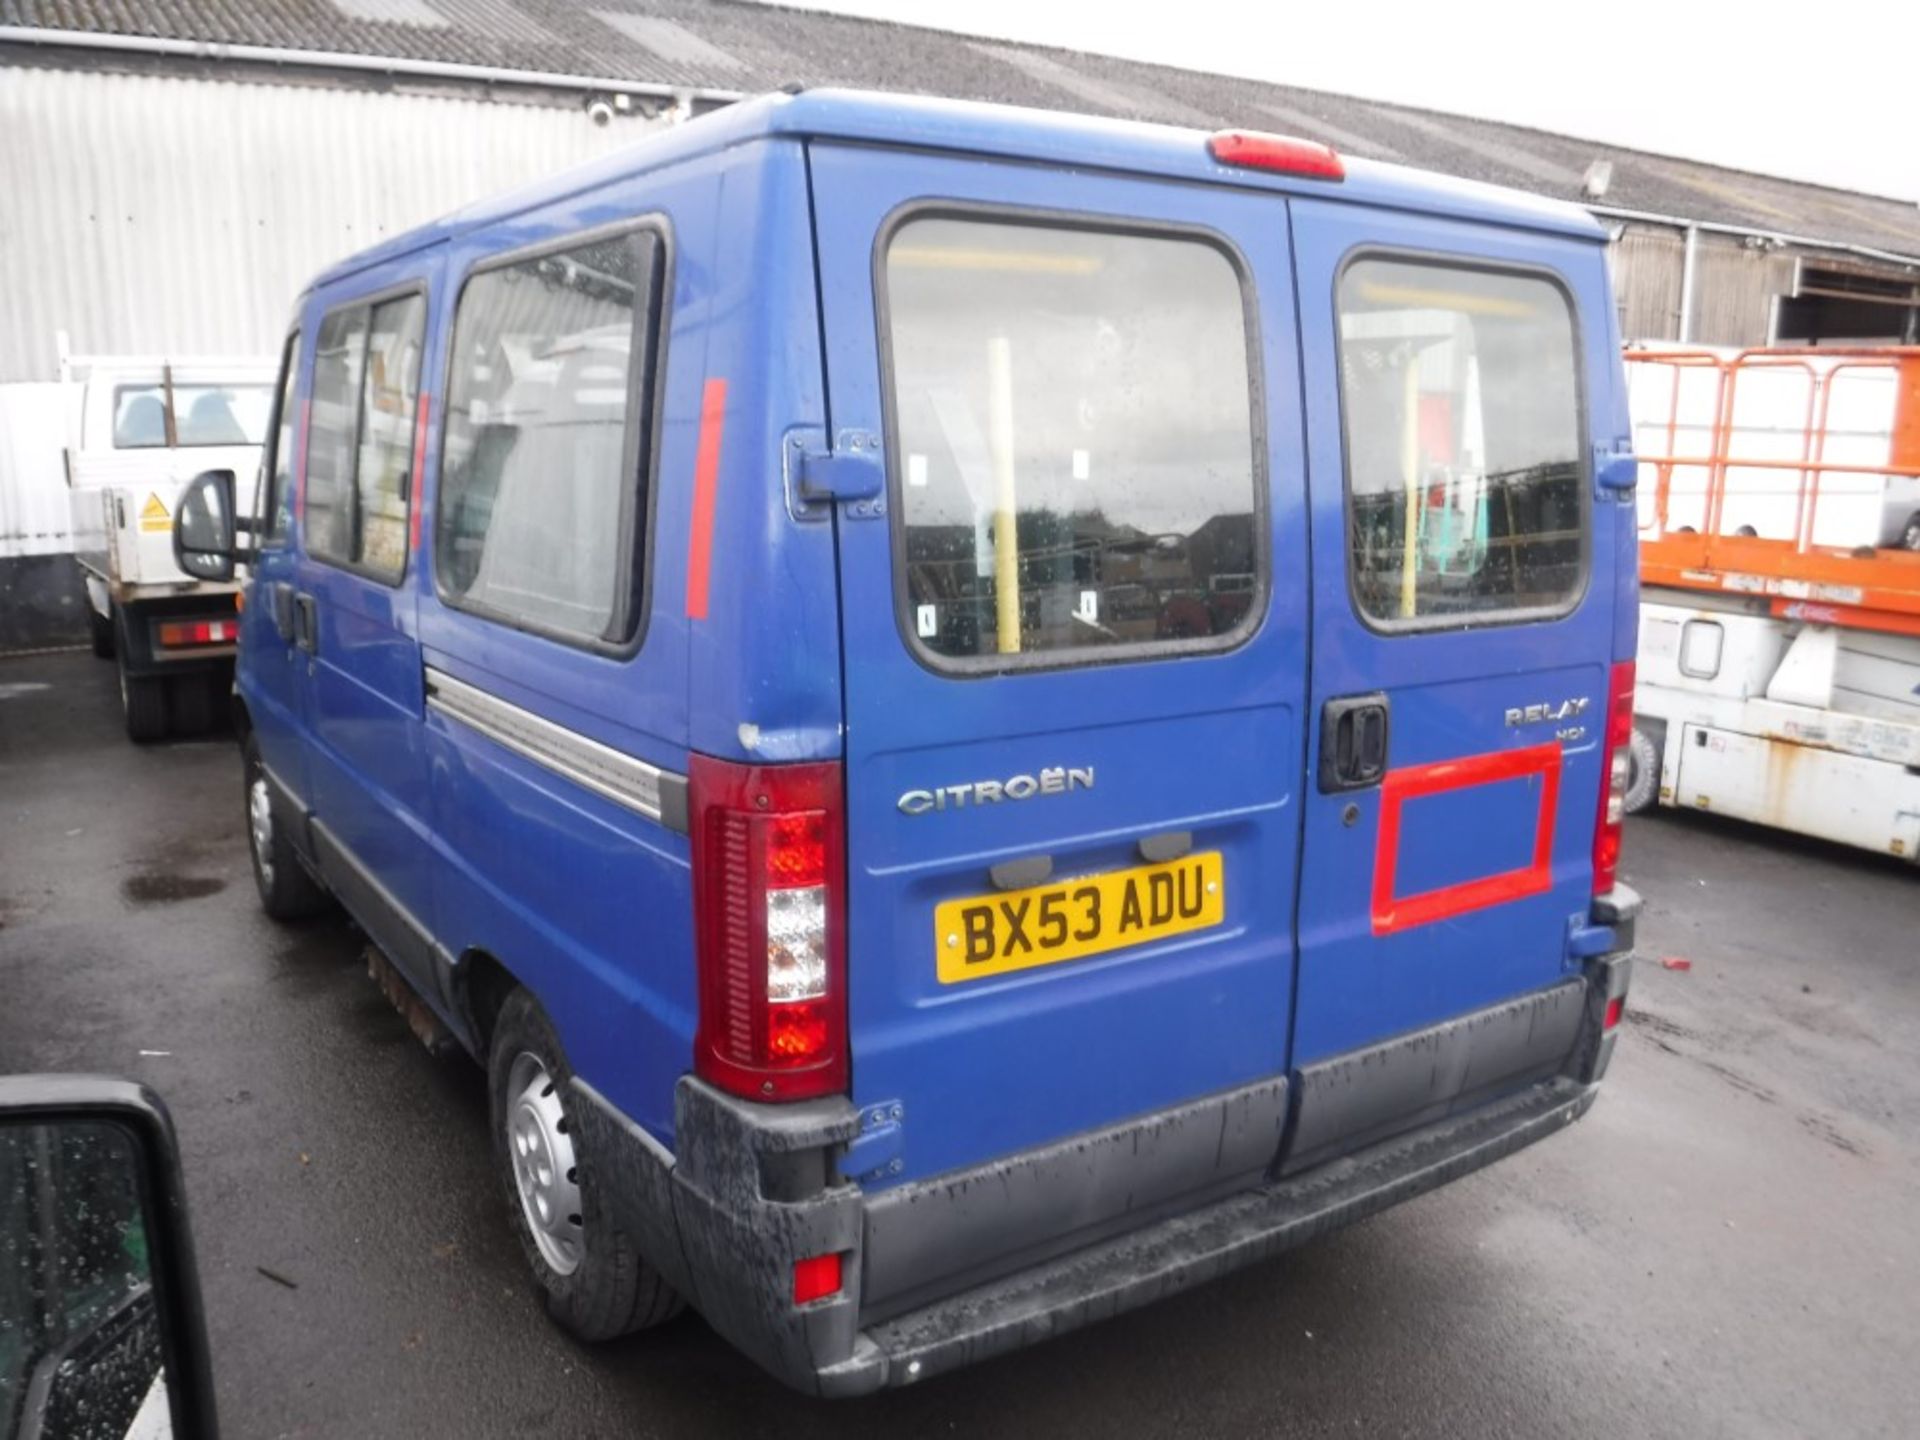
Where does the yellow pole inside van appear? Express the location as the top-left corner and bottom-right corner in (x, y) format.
(988, 336), (1022, 654)
(1399, 353), (1421, 620)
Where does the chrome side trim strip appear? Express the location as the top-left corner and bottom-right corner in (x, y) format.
(424, 666), (688, 833)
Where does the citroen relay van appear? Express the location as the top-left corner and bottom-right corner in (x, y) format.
(173, 89), (1641, 1395)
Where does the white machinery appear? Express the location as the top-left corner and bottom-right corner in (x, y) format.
(63, 354), (273, 741)
(1626, 346), (1920, 863)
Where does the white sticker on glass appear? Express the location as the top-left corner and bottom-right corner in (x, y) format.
(917, 604), (938, 638)
(907, 453), (929, 488)
(1072, 448), (1090, 481)
(1075, 590), (1099, 622)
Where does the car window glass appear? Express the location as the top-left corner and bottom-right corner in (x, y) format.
(110, 386), (169, 450)
(354, 295), (427, 582)
(263, 333), (301, 541)
(1338, 258), (1585, 626)
(438, 230), (663, 645)
(305, 306), (369, 565)
(884, 216), (1259, 665)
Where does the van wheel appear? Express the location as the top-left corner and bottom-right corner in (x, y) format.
(88, 605), (115, 659)
(1623, 726), (1661, 815)
(488, 989), (683, 1341)
(243, 735), (329, 920)
(1901, 512), (1920, 552)
(119, 666), (168, 744)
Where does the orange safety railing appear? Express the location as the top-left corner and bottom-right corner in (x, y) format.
(1625, 345), (1920, 638)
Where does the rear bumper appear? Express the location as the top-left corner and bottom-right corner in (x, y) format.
(572, 950), (1632, 1396)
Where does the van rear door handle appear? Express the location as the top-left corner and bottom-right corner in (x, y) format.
(1318, 693), (1391, 792)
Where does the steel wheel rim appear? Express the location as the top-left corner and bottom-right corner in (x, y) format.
(506, 1051), (583, 1276)
(248, 775), (275, 888)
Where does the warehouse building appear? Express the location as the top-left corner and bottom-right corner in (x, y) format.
(5, 0), (1920, 644)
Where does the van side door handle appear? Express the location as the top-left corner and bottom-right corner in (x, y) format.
(292, 593), (319, 655)
(1318, 693), (1391, 792)
(269, 582), (297, 644)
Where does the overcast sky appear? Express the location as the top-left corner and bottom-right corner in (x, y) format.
(769, 0), (1920, 202)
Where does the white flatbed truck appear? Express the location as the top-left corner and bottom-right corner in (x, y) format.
(64, 355), (272, 741)
(1626, 345), (1920, 864)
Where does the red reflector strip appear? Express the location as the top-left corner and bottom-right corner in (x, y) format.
(684, 378), (728, 621)
(1603, 995), (1625, 1031)
(1207, 129), (1345, 181)
(1371, 743), (1562, 936)
(792, 1251), (841, 1306)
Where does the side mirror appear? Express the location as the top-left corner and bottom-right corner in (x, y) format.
(0, 1078), (217, 1439)
(172, 469), (238, 583)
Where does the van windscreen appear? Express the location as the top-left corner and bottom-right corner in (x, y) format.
(883, 216), (1261, 667)
(1337, 258), (1585, 627)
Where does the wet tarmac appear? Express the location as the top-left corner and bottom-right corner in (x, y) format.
(3, 648), (1917, 1438)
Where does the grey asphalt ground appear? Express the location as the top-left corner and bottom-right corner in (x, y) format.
(3, 648), (1918, 1438)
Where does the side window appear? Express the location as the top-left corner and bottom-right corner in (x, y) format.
(1337, 257), (1585, 627)
(355, 295), (427, 581)
(305, 307), (368, 565)
(882, 215), (1261, 668)
(437, 227), (665, 646)
(303, 294), (426, 582)
(261, 331), (302, 542)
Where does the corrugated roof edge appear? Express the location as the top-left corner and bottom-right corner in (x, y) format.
(308, 87), (1604, 291)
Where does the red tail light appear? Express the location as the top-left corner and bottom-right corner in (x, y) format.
(1592, 660), (1636, 895)
(1207, 129), (1345, 181)
(689, 755), (847, 1102)
(156, 619), (237, 648)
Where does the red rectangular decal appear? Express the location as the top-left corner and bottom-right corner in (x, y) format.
(684, 378), (728, 621)
(1370, 742), (1562, 936)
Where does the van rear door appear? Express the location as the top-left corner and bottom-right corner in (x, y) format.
(1286, 199), (1622, 1110)
(808, 144), (1309, 1195)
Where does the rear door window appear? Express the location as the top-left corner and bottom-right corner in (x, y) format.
(1337, 257), (1585, 627)
(436, 227), (666, 649)
(882, 214), (1262, 668)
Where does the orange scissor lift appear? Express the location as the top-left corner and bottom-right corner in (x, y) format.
(1621, 346), (1920, 860)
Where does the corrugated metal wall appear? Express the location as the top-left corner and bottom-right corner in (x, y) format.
(0, 65), (658, 383)
(1611, 225), (1685, 343)
(1690, 234), (1797, 348)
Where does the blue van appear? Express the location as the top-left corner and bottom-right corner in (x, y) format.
(172, 89), (1640, 1395)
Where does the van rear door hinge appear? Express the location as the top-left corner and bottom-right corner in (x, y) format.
(786, 428), (885, 519)
(839, 1100), (905, 1181)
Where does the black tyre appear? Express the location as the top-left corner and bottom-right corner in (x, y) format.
(87, 605), (115, 659)
(119, 664), (168, 744)
(243, 735), (330, 920)
(488, 988), (682, 1341)
(170, 675), (214, 735)
(1901, 512), (1920, 552)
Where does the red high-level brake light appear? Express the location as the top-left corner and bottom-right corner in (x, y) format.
(1207, 129), (1345, 181)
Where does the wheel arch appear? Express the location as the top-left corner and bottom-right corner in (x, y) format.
(453, 947), (526, 1059)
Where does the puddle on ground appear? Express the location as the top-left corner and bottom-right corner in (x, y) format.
(122, 873), (227, 905)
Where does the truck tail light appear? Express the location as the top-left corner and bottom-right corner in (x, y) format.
(689, 755), (847, 1102)
(156, 619), (237, 648)
(1593, 660), (1636, 895)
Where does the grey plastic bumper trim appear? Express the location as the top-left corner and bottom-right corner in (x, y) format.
(424, 666), (688, 832)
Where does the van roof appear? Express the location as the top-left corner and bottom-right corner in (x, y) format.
(311, 87), (1605, 291)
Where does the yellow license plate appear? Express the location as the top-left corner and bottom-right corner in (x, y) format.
(935, 852), (1225, 985)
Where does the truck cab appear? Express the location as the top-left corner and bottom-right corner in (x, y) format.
(176, 89), (1640, 1395)
(66, 354), (274, 740)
